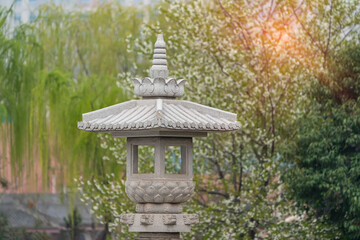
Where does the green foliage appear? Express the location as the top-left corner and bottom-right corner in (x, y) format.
(0, 213), (10, 240)
(76, 173), (135, 238)
(137, 145), (155, 173)
(64, 207), (83, 240)
(328, 41), (360, 103)
(35, 3), (151, 77)
(0, 6), (43, 178)
(286, 42), (360, 239)
(0, 2), (155, 188)
(0, 176), (8, 190)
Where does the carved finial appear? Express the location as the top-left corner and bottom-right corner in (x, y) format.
(132, 34), (186, 98)
(150, 34), (169, 79)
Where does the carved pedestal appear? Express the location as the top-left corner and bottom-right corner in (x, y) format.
(121, 202), (199, 238)
(121, 212), (199, 233)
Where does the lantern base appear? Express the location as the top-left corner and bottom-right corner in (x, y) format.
(137, 232), (181, 240)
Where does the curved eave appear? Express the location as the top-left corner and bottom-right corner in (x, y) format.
(77, 99), (240, 135)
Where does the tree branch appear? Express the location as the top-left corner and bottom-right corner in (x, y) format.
(75, 30), (90, 77)
(199, 188), (230, 199)
(291, 4), (325, 55)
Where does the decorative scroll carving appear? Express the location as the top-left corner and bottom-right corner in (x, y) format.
(120, 214), (135, 225)
(163, 215), (177, 225)
(183, 214), (199, 225)
(140, 214), (154, 225)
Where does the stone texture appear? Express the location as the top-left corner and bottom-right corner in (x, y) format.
(183, 214), (199, 225)
(163, 215), (177, 225)
(136, 203), (183, 213)
(133, 77), (186, 98)
(150, 34), (169, 79)
(125, 180), (195, 203)
(120, 214), (135, 225)
(132, 34), (186, 98)
(137, 233), (181, 240)
(136, 237), (181, 240)
(121, 213), (198, 233)
(140, 214), (154, 225)
(77, 99), (240, 135)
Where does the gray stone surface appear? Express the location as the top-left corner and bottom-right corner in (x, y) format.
(163, 215), (177, 225)
(120, 213), (197, 233)
(125, 180), (195, 203)
(183, 214), (199, 225)
(77, 99), (240, 135)
(140, 214), (154, 225)
(133, 34), (186, 98)
(136, 203), (183, 213)
(0, 193), (95, 228)
(137, 232), (181, 240)
(120, 214), (135, 225)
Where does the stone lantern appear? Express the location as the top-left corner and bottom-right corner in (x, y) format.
(77, 34), (239, 240)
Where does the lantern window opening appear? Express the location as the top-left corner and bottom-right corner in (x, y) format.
(164, 145), (186, 175)
(132, 144), (155, 174)
(161, 137), (192, 179)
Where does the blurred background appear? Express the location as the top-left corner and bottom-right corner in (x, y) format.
(0, 0), (360, 239)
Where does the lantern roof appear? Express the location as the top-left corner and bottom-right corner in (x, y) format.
(78, 98), (240, 137)
(77, 34), (240, 137)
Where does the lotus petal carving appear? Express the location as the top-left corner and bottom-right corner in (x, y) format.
(132, 77), (186, 97)
(125, 180), (195, 203)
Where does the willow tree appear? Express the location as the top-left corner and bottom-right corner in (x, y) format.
(0, 3), (157, 190)
(0, 7), (43, 186)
